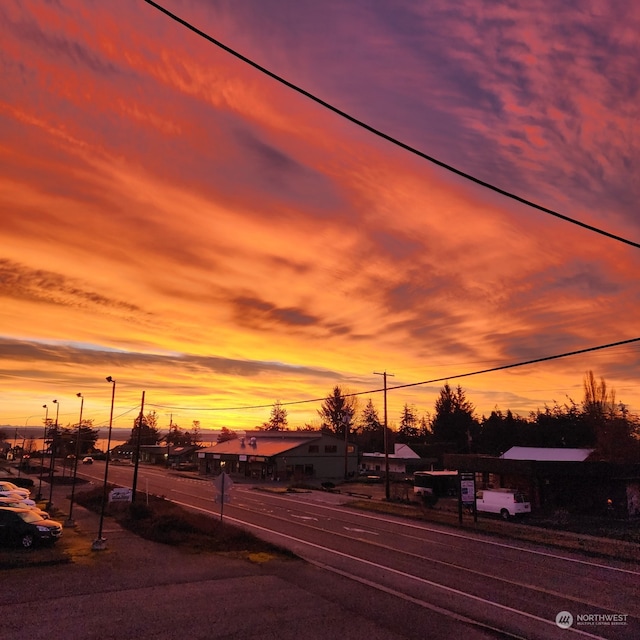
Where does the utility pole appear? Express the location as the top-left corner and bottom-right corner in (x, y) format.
(374, 370), (394, 501)
(342, 412), (349, 481)
(166, 413), (173, 469)
(131, 391), (146, 503)
(47, 399), (60, 510)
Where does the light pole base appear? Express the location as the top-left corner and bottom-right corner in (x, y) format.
(64, 517), (76, 528)
(91, 537), (107, 551)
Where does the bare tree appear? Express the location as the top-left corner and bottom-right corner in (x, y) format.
(583, 370), (617, 420)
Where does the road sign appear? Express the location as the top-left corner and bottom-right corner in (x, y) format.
(213, 472), (233, 496)
(213, 472), (233, 521)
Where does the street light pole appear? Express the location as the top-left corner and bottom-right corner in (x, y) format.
(93, 377), (116, 551)
(37, 405), (48, 500)
(46, 399), (60, 510)
(66, 393), (84, 527)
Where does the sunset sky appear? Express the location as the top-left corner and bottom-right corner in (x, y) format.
(2, 0), (639, 435)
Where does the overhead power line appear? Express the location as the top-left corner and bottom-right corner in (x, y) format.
(143, 0), (640, 251)
(146, 336), (640, 413)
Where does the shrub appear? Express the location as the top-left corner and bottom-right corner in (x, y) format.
(75, 486), (293, 556)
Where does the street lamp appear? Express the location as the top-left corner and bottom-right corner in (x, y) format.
(66, 393), (84, 527)
(37, 405), (48, 500)
(46, 399), (60, 510)
(93, 376), (116, 551)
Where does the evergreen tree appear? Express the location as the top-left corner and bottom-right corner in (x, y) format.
(397, 403), (419, 442)
(357, 399), (384, 452)
(318, 386), (357, 437)
(418, 413), (431, 442)
(265, 400), (288, 431)
(217, 427), (238, 443)
(431, 383), (478, 452)
(478, 409), (529, 455)
(128, 410), (160, 446)
(164, 422), (193, 446)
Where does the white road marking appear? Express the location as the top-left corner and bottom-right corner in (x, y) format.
(172, 499), (607, 639)
(344, 526), (378, 535)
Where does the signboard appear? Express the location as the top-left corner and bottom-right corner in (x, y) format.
(459, 472), (476, 505)
(458, 471), (477, 524)
(213, 472), (233, 521)
(109, 487), (133, 503)
(213, 471), (233, 495)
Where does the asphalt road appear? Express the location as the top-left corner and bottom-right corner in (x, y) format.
(31, 462), (640, 640)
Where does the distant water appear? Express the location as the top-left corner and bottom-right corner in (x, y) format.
(2, 425), (219, 453)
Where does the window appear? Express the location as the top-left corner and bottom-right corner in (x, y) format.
(308, 445), (319, 453)
(324, 445), (337, 453)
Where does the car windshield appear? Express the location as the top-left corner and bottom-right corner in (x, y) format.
(18, 510), (42, 524)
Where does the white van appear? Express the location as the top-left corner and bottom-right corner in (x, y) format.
(476, 488), (531, 520)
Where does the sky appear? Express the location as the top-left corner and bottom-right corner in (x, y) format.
(1, 0), (639, 435)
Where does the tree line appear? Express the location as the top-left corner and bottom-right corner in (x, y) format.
(5, 370), (636, 463)
(251, 371), (640, 462)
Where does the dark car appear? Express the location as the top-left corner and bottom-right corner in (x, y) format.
(0, 477), (35, 489)
(0, 507), (63, 548)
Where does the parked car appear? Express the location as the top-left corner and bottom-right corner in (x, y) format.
(0, 481), (31, 500)
(0, 476), (35, 489)
(0, 507), (62, 548)
(0, 497), (49, 519)
(476, 488), (531, 520)
(82, 457), (94, 465)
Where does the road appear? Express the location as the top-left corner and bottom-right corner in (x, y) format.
(75, 462), (639, 639)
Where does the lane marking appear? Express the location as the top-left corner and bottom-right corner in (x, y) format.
(344, 527), (378, 535)
(172, 499), (608, 640)
(236, 488), (640, 576)
(213, 499), (631, 615)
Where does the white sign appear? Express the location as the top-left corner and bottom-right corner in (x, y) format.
(109, 487), (133, 503)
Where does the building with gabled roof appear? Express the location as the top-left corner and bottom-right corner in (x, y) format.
(445, 446), (640, 517)
(198, 430), (357, 481)
(360, 443), (422, 476)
